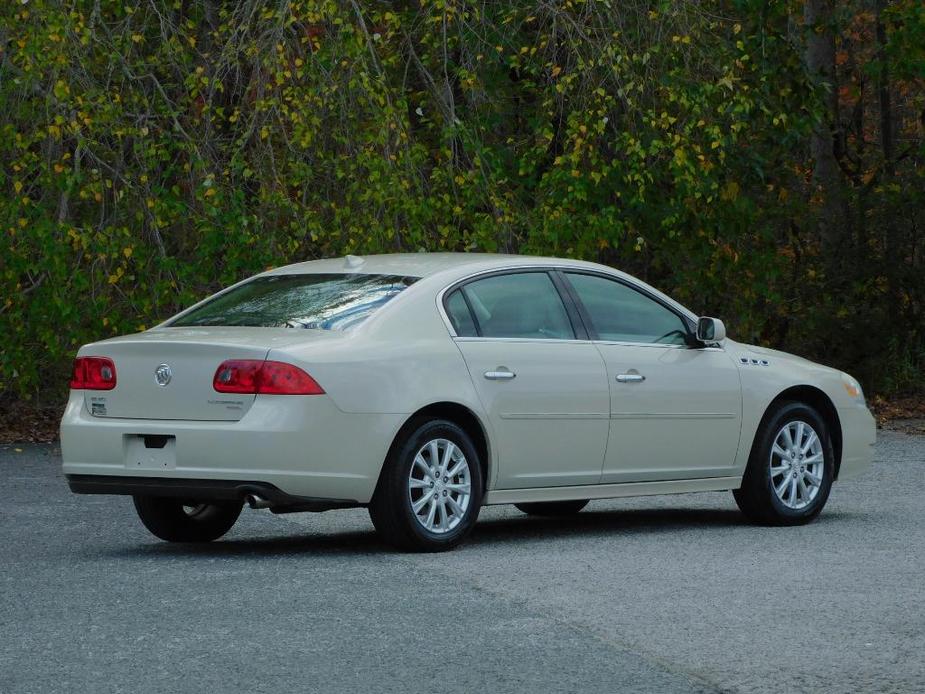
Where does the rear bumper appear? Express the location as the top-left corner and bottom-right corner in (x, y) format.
(66, 474), (358, 511)
(60, 391), (404, 504)
(837, 404), (877, 481)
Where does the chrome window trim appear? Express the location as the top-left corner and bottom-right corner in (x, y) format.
(592, 340), (727, 352)
(453, 336), (595, 345)
(436, 263), (701, 344)
(451, 337), (726, 352)
(590, 340), (688, 350)
(436, 265), (580, 341)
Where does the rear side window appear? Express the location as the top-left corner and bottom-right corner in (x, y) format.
(445, 290), (478, 337)
(565, 272), (688, 345)
(456, 272), (575, 340)
(170, 273), (418, 330)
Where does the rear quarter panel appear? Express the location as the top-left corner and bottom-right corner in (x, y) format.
(266, 276), (496, 485)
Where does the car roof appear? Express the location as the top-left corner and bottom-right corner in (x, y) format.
(265, 252), (607, 280)
(264, 253), (700, 323)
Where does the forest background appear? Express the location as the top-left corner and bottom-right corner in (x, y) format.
(1, 0), (923, 434)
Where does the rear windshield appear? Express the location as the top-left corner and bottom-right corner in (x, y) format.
(169, 273), (418, 330)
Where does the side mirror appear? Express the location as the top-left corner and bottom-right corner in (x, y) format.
(696, 316), (726, 343)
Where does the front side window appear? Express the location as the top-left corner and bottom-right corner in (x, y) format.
(457, 272), (574, 340)
(170, 273), (417, 330)
(565, 272), (689, 345)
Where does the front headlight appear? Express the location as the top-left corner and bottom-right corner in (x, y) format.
(841, 373), (865, 404)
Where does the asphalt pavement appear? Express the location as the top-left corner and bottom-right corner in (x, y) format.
(1, 431), (922, 694)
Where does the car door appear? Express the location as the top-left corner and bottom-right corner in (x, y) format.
(443, 270), (610, 489)
(560, 271), (743, 483)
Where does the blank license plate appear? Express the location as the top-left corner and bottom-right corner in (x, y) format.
(125, 435), (177, 471)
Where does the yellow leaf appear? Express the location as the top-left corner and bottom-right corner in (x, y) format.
(204, 187), (216, 198)
(721, 181), (740, 201)
(131, 34), (143, 43)
(13, 181), (22, 193)
(123, 247), (133, 258)
(551, 65), (562, 78)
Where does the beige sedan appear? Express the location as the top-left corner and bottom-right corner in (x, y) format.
(61, 253), (876, 551)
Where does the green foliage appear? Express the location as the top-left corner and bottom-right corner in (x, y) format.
(1, 0), (923, 401)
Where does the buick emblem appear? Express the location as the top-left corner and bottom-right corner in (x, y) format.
(154, 363), (172, 387)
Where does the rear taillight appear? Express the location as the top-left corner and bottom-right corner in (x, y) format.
(70, 357), (117, 390)
(212, 360), (325, 395)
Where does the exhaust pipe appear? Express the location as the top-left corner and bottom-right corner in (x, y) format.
(245, 493), (272, 510)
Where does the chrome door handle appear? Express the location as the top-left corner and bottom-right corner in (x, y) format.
(616, 373), (645, 383)
(484, 369), (516, 380)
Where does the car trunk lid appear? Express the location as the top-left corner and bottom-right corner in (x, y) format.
(79, 327), (317, 421)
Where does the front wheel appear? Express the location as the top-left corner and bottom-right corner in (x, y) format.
(733, 401), (834, 525)
(133, 497), (243, 542)
(369, 418), (483, 552)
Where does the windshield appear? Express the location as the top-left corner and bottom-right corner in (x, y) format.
(169, 273), (418, 330)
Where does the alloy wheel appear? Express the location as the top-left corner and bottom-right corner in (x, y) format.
(407, 438), (472, 534)
(769, 420), (825, 510)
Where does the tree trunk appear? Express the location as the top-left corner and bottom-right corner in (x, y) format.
(804, 0), (846, 261)
(875, 0), (894, 173)
(875, 0), (903, 325)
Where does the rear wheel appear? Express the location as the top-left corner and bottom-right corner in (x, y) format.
(733, 401), (834, 525)
(132, 496), (243, 542)
(515, 500), (589, 516)
(369, 418), (483, 552)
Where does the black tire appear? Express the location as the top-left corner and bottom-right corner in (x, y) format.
(132, 496), (243, 542)
(369, 418), (484, 552)
(515, 500), (589, 516)
(733, 401), (835, 526)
